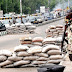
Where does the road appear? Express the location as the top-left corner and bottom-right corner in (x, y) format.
(0, 19), (65, 51)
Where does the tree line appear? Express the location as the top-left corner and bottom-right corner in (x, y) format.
(0, 0), (68, 14)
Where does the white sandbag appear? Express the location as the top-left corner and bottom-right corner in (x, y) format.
(48, 50), (61, 55)
(50, 29), (56, 32)
(56, 25), (63, 28)
(56, 37), (62, 42)
(33, 42), (43, 46)
(27, 46), (42, 54)
(17, 51), (31, 57)
(8, 54), (23, 61)
(14, 45), (29, 52)
(26, 26), (36, 30)
(43, 38), (56, 44)
(31, 61), (46, 65)
(36, 57), (49, 61)
(24, 56), (39, 60)
(43, 41), (55, 45)
(0, 50), (12, 57)
(50, 25), (56, 29)
(32, 37), (43, 42)
(49, 55), (63, 60)
(0, 56), (7, 62)
(48, 59), (62, 64)
(14, 60), (30, 66)
(3, 64), (14, 68)
(0, 60), (13, 67)
(42, 45), (60, 52)
(34, 53), (48, 57)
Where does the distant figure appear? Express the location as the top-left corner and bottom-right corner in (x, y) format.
(9, 20), (12, 26)
(66, 9), (72, 20)
(35, 18), (37, 21)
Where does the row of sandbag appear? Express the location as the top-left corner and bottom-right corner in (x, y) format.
(20, 36), (62, 48)
(6, 24), (36, 34)
(0, 44), (62, 68)
(45, 25), (64, 38)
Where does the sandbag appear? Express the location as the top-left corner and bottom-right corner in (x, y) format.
(0, 50), (12, 57)
(42, 45), (60, 53)
(33, 42), (43, 46)
(48, 59), (62, 64)
(27, 46), (42, 54)
(0, 56), (7, 62)
(14, 60), (30, 66)
(14, 45), (29, 52)
(43, 38), (56, 43)
(34, 53), (48, 57)
(49, 55), (63, 60)
(32, 37), (43, 42)
(50, 29), (56, 32)
(48, 50), (61, 55)
(36, 57), (49, 61)
(56, 25), (63, 28)
(0, 60), (13, 67)
(17, 51), (31, 57)
(23, 56), (39, 60)
(56, 37), (62, 42)
(20, 37), (32, 44)
(8, 54), (23, 61)
(31, 61), (46, 65)
(3, 64), (14, 68)
(50, 25), (56, 29)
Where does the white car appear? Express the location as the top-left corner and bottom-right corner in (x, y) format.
(36, 17), (43, 23)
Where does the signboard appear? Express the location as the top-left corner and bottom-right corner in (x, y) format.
(40, 6), (45, 13)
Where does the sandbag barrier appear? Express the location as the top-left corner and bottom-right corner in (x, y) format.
(0, 44), (63, 68)
(0, 25), (66, 68)
(6, 24), (36, 35)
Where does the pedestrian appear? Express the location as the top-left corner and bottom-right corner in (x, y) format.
(9, 20), (12, 26)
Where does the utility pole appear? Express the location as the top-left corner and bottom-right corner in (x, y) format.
(63, 0), (65, 16)
(68, 0), (70, 8)
(20, 0), (22, 14)
(48, 0), (50, 16)
(20, 0), (23, 23)
(6, 0), (7, 13)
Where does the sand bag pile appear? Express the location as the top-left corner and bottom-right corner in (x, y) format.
(6, 24), (36, 34)
(0, 50), (13, 68)
(6, 24), (26, 34)
(46, 25), (64, 38)
(42, 45), (62, 64)
(43, 36), (62, 48)
(0, 44), (63, 68)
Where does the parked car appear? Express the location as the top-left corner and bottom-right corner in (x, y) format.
(0, 21), (6, 31)
(36, 17), (43, 23)
(29, 16), (39, 24)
